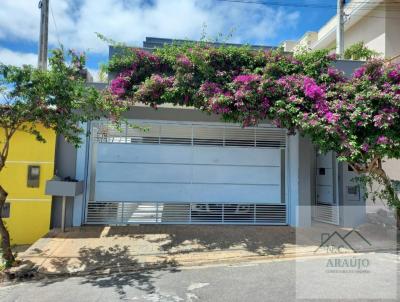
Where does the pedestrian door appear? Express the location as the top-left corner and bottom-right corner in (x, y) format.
(313, 151), (340, 224)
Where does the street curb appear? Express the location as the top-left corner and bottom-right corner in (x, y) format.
(9, 247), (397, 280)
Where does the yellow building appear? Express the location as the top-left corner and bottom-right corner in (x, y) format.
(0, 125), (55, 245)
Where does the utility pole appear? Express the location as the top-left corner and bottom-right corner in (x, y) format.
(38, 0), (49, 70)
(336, 0), (345, 58)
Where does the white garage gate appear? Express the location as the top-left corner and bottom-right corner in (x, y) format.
(85, 120), (287, 225)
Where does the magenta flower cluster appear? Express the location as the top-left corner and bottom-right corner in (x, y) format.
(134, 74), (175, 105)
(325, 111), (340, 124)
(303, 77), (325, 101)
(353, 66), (366, 78)
(110, 76), (130, 97)
(373, 107), (398, 128)
(388, 65), (400, 82)
(176, 55), (193, 69)
(376, 135), (389, 144)
(199, 81), (223, 97)
(233, 74), (261, 84)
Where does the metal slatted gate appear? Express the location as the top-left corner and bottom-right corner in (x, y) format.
(86, 202), (287, 225)
(85, 120), (288, 225)
(313, 202), (339, 225)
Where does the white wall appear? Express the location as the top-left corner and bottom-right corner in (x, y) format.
(310, 1), (400, 59)
(343, 5), (386, 56)
(315, 3), (386, 56)
(385, 7), (400, 58)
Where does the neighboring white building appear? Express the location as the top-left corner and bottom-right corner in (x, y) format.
(284, 32), (318, 53)
(283, 0), (400, 60)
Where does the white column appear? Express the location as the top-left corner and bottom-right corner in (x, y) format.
(287, 134), (300, 226)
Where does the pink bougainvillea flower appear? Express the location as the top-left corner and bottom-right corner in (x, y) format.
(361, 143), (369, 152)
(309, 119), (318, 126)
(261, 97), (270, 109)
(327, 67), (345, 82)
(327, 67), (337, 77)
(110, 76), (130, 97)
(233, 74), (261, 84)
(373, 114), (384, 128)
(325, 111), (340, 123)
(234, 89), (246, 100)
(376, 135), (389, 144)
(388, 65), (400, 82)
(199, 81), (223, 97)
(176, 55), (193, 69)
(303, 77), (325, 100)
(353, 66), (366, 78)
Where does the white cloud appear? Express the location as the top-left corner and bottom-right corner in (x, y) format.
(0, 47), (37, 66)
(0, 0), (299, 55)
(0, 1), (40, 41)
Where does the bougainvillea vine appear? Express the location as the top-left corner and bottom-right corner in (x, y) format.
(106, 43), (400, 215)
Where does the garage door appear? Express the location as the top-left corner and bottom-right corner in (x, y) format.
(86, 121), (287, 225)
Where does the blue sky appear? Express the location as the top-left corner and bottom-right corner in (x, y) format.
(0, 0), (338, 81)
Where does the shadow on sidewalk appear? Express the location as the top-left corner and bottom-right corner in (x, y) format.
(105, 225), (295, 256)
(36, 244), (179, 298)
(43, 225), (296, 256)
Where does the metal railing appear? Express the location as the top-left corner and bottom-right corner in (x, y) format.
(86, 202), (287, 225)
(91, 120), (287, 149)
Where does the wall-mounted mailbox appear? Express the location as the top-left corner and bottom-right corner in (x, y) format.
(45, 180), (84, 197)
(27, 165), (40, 188)
(346, 185), (360, 201)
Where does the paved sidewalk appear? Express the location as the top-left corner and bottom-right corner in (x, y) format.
(15, 223), (397, 276)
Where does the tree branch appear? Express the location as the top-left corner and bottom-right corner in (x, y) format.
(0, 127), (16, 172)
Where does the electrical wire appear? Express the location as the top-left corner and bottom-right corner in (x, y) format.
(214, 0), (400, 19)
(215, 0), (400, 11)
(215, 0), (336, 8)
(49, 2), (62, 47)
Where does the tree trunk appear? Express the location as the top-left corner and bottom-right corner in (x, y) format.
(0, 184), (14, 265)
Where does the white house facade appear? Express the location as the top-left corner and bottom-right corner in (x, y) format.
(49, 38), (367, 230)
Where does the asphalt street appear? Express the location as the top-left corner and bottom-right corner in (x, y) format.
(0, 255), (398, 302)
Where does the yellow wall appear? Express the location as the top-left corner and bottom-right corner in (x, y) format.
(0, 125), (55, 245)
